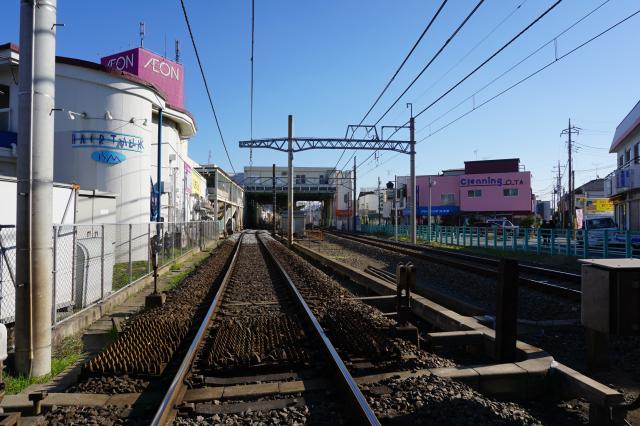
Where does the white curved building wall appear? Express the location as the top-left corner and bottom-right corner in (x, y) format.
(54, 63), (157, 225)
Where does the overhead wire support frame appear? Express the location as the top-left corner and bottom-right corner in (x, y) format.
(239, 137), (412, 154)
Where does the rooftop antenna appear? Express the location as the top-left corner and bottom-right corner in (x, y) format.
(208, 150), (212, 164)
(175, 39), (181, 63)
(139, 22), (145, 48)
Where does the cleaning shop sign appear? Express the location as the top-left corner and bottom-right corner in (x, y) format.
(72, 130), (144, 165)
(459, 175), (525, 187)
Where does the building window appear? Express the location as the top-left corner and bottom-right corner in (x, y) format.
(625, 149), (631, 165)
(441, 194), (455, 205)
(503, 188), (519, 197)
(467, 189), (481, 197)
(295, 174), (306, 184)
(319, 174), (328, 184)
(344, 194), (349, 203)
(619, 155), (624, 168)
(0, 84), (9, 132)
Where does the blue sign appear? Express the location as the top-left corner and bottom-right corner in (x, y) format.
(91, 150), (126, 165)
(72, 130), (144, 152)
(402, 206), (459, 216)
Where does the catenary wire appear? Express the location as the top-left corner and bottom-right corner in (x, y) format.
(340, 0), (485, 174)
(418, 0), (610, 136)
(356, 7), (639, 180)
(356, 0), (563, 171)
(330, 0), (449, 177)
(179, 0), (236, 173)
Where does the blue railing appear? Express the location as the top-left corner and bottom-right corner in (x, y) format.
(359, 224), (640, 259)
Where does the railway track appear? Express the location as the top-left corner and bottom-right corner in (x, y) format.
(153, 231), (378, 425)
(331, 231), (582, 301)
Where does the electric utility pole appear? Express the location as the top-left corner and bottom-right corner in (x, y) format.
(561, 119), (580, 228)
(353, 157), (357, 233)
(16, 0), (57, 377)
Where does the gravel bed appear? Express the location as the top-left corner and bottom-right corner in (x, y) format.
(519, 325), (640, 386)
(67, 375), (148, 395)
(44, 405), (148, 426)
(174, 390), (351, 425)
(361, 374), (586, 425)
(263, 234), (455, 372)
(77, 238), (237, 389)
(198, 231), (313, 373)
(315, 234), (579, 321)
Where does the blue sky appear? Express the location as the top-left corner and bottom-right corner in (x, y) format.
(3, 0), (639, 200)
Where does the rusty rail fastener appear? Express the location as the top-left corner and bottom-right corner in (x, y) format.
(28, 391), (48, 415)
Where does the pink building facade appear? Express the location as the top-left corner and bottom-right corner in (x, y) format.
(404, 159), (533, 223)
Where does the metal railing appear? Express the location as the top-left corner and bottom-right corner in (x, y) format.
(360, 223), (640, 259)
(0, 221), (220, 325)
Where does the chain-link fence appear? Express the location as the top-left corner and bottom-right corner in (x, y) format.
(0, 221), (220, 325)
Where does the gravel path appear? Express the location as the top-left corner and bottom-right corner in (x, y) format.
(307, 234), (580, 321)
(361, 373), (586, 425)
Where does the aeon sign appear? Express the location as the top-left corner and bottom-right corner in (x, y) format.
(101, 48), (184, 107)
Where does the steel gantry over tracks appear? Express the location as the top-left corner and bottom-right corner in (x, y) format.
(239, 115), (417, 246)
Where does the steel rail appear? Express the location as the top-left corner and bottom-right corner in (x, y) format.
(342, 232), (580, 282)
(331, 231), (581, 301)
(151, 233), (245, 426)
(258, 232), (380, 425)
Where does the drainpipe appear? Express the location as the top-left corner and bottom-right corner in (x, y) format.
(15, 0), (56, 377)
(156, 108), (163, 223)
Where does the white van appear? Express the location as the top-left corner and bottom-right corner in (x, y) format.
(580, 216), (618, 245)
(486, 218), (519, 231)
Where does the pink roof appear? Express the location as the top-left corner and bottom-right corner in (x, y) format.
(610, 100), (640, 153)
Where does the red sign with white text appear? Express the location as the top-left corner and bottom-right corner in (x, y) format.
(101, 48), (184, 108)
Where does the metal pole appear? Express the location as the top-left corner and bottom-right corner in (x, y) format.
(496, 259), (519, 363)
(272, 163), (276, 236)
(287, 115), (294, 247)
(100, 224), (105, 299)
(394, 175), (398, 242)
(15, 0), (56, 377)
(157, 108), (163, 223)
(353, 157), (357, 233)
(410, 116), (416, 244)
(128, 224), (133, 284)
(428, 176), (432, 242)
(51, 226), (58, 325)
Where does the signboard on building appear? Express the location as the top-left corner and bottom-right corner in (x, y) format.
(191, 170), (206, 197)
(72, 130), (144, 153)
(101, 48), (184, 107)
(459, 175), (526, 187)
(402, 206), (460, 216)
(184, 163), (192, 194)
(585, 198), (614, 214)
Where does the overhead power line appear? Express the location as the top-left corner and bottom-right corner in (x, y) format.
(412, 0), (562, 122)
(417, 6), (640, 143)
(357, 6), (640, 179)
(179, 0), (236, 173)
(372, 0), (485, 128)
(356, 0), (563, 171)
(418, 0), (610, 136)
(331, 0), (448, 175)
(343, 0), (485, 173)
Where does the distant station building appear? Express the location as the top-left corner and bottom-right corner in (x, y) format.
(605, 100), (640, 230)
(241, 166), (353, 230)
(0, 42), (222, 226)
(397, 158), (533, 225)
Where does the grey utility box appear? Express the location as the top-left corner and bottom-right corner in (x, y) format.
(581, 259), (640, 336)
